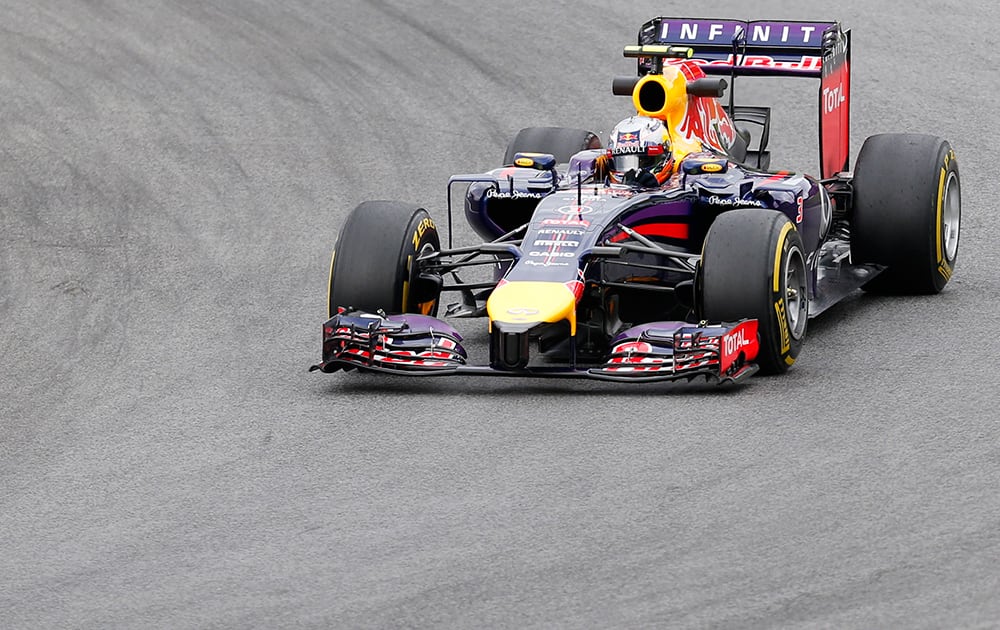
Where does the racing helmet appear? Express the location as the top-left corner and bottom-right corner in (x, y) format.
(606, 116), (674, 186)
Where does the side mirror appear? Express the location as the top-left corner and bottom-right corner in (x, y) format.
(686, 78), (728, 98)
(511, 152), (556, 171)
(612, 76), (639, 96)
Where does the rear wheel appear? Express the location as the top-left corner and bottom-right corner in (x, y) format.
(700, 209), (807, 375)
(502, 126), (601, 165)
(851, 133), (960, 294)
(327, 201), (441, 317)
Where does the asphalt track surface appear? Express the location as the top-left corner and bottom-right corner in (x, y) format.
(2, 1), (999, 628)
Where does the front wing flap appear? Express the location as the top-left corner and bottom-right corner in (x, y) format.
(590, 319), (759, 383)
(310, 311), (468, 373)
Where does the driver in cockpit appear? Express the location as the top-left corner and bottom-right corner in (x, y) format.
(595, 115), (676, 188)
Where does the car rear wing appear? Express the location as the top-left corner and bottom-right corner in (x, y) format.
(636, 17), (851, 178)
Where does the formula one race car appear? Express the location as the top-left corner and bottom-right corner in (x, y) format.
(311, 17), (961, 385)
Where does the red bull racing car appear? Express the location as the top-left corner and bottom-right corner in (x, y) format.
(311, 17), (961, 385)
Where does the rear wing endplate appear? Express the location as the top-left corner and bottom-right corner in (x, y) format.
(636, 17), (851, 178)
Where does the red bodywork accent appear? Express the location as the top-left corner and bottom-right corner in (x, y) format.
(819, 32), (851, 178)
(610, 223), (689, 242)
(719, 320), (759, 375)
(681, 97), (737, 153)
(665, 60), (738, 153)
(762, 170), (791, 183)
(675, 61), (702, 82)
(564, 280), (584, 300)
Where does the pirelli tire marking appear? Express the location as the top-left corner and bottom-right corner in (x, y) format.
(412, 217), (436, 250)
(774, 298), (791, 356)
(406, 218), (439, 315)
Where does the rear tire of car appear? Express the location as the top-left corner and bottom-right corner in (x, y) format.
(851, 133), (961, 294)
(502, 127), (602, 165)
(700, 209), (808, 375)
(327, 201), (441, 318)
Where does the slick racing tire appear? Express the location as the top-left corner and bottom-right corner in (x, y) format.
(327, 201), (441, 318)
(502, 127), (602, 165)
(851, 133), (960, 294)
(700, 209), (808, 375)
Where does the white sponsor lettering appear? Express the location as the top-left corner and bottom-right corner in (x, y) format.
(661, 21), (826, 46)
(529, 251), (575, 258)
(666, 22), (731, 41)
(705, 196), (764, 207)
(486, 189), (543, 199)
(533, 239), (580, 247)
(724, 329), (752, 356)
(524, 260), (570, 267)
(537, 228), (585, 235)
(543, 218), (590, 226)
(823, 84), (846, 113)
(611, 144), (643, 155)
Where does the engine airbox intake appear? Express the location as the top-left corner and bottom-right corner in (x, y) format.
(635, 76), (669, 116)
(630, 70), (687, 121)
(614, 73), (729, 119)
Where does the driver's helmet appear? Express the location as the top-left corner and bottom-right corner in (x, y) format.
(607, 116), (674, 186)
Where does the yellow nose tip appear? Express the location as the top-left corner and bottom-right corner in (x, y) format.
(487, 281), (578, 335)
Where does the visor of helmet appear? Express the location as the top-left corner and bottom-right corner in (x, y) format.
(611, 144), (666, 174)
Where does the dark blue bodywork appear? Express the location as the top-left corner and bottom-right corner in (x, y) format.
(463, 150), (832, 302)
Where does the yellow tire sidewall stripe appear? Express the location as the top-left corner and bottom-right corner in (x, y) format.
(935, 165), (945, 265)
(773, 222), (794, 293)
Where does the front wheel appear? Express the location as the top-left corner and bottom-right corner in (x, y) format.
(327, 201), (441, 317)
(700, 209), (808, 375)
